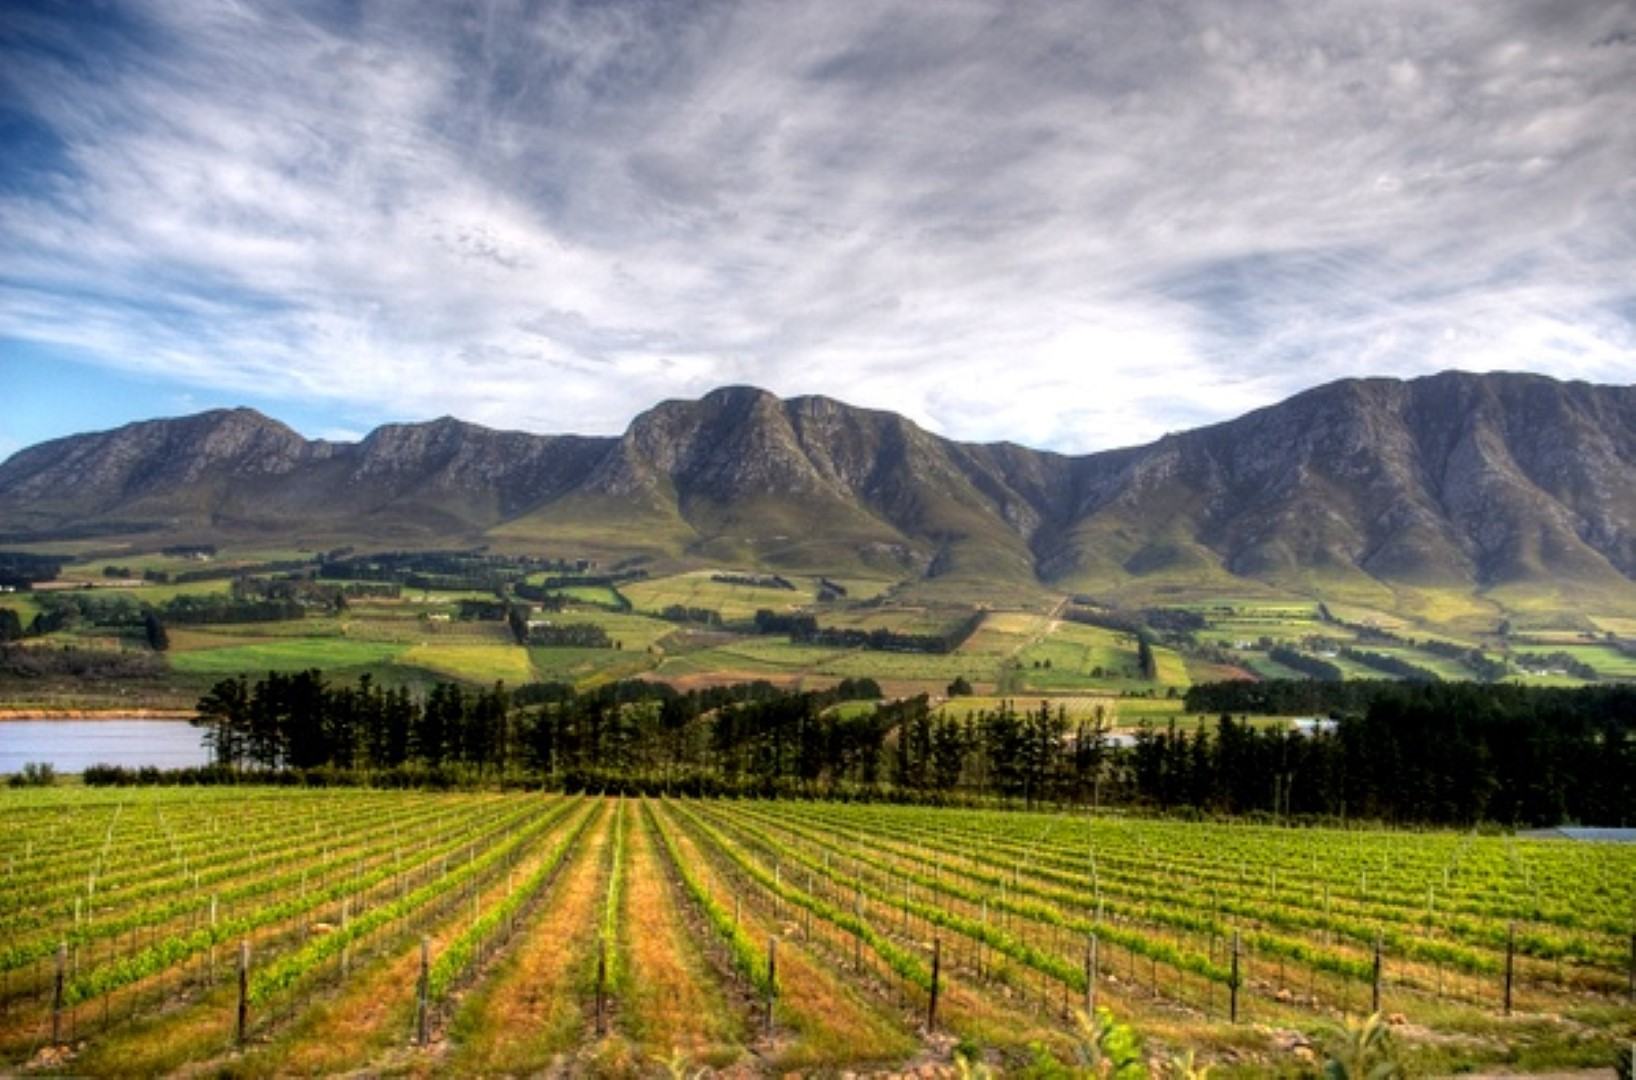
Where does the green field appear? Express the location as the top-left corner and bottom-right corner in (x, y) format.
(38, 577), (235, 606)
(623, 571), (820, 620)
(957, 611), (1048, 657)
(816, 605), (974, 636)
(1363, 646), (1474, 681)
(565, 583), (624, 606)
(401, 642), (538, 684)
(548, 608), (678, 652)
(0, 787), (1627, 1077)
(6, 542), (1636, 716)
(1544, 644), (1636, 678)
(1011, 621), (1189, 692)
(527, 645), (657, 685)
(0, 592), (43, 625)
(168, 638), (406, 676)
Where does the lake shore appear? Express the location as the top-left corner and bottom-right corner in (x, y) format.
(0, 708), (195, 721)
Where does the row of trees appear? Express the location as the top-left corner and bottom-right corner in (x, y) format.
(1172, 681), (1633, 824)
(188, 672), (1631, 823)
(192, 672), (881, 785)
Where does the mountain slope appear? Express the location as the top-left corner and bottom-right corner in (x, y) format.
(2, 372), (1633, 617)
(1041, 373), (1636, 614)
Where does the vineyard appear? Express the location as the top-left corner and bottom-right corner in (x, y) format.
(0, 789), (1631, 1077)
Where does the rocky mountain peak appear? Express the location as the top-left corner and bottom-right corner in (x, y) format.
(1, 372), (1631, 609)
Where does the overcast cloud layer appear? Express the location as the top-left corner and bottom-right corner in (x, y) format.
(2, 0), (1634, 452)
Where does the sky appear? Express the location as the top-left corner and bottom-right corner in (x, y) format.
(1, 0), (1634, 463)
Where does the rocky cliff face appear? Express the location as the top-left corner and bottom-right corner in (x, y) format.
(2, 372), (1632, 602)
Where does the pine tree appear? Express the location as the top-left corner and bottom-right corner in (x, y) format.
(142, 609), (169, 651)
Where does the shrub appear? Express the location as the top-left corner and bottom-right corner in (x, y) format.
(7, 761), (56, 787)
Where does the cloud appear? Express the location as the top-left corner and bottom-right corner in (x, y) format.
(1, 0), (1633, 452)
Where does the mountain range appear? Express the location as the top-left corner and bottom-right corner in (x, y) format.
(4, 370), (1635, 622)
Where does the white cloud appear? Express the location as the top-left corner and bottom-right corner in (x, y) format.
(0, 0), (1633, 452)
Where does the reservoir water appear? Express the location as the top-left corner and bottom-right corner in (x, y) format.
(0, 720), (211, 773)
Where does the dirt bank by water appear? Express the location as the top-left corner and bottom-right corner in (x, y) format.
(0, 708), (194, 721)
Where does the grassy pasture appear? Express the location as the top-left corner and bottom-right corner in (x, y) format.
(167, 637), (405, 676)
(527, 645), (658, 686)
(812, 650), (993, 684)
(697, 637), (853, 668)
(1541, 644), (1636, 678)
(400, 642), (537, 685)
(1238, 652), (1313, 681)
(343, 617), (514, 645)
(537, 608), (677, 652)
(36, 578), (236, 606)
(0, 593), (43, 625)
(819, 576), (897, 601)
(57, 548), (315, 581)
(1012, 620), (1182, 691)
(649, 637), (851, 683)
(815, 606), (974, 636)
(957, 611), (1047, 657)
(1588, 614), (1636, 637)
(622, 571), (819, 620)
(1365, 646), (1481, 681)
(547, 583), (626, 607)
(176, 617), (348, 639)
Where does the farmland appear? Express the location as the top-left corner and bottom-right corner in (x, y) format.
(0, 788), (1630, 1076)
(5, 545), (1636, 730)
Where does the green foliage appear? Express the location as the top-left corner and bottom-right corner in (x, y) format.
(1321, 1012), (1404, 1080)
(1070, 1007), (1145, 1079)
(600, 798), (627, 987)
(250, 798), (575, 1006)
(6, 762), (55, 787)
(426, 800), (595, 1002)
(644, 801), (771, 995)
(63, 799), (556, 1007)
(1157, 1049), (1210, 1079)
(671, 803), (933, 991)
(143, 609), (168, 651)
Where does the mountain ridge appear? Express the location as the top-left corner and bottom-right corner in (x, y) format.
(4, 371), (1635, 619)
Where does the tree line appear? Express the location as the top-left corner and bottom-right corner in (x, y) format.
(177, 671), (1630, 824)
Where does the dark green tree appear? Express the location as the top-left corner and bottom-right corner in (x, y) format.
(142, 609), (169, 651)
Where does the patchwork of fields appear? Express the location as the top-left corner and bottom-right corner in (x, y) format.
(5, 548), (1636, 722)
(1, 789), (1631, 1076)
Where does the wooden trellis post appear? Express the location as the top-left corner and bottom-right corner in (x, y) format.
(416, 936), (430, 1046)
(928, 937), (941, 1031)
(1371, 931), (1383, 1014)
(766, 936), (778, 1034)
(236, 941), (250, 1046)
(1504, 922), (1516, 1016)
(854, 887), (863, 972)
(1085, 933), (1098, 1016)
(595, 937), (607, 1036)
(51, 942), (66, 1045)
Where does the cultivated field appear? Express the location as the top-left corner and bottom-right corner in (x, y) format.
(1, 789), (1631, 1076)
(7, 542), (1636, 717)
